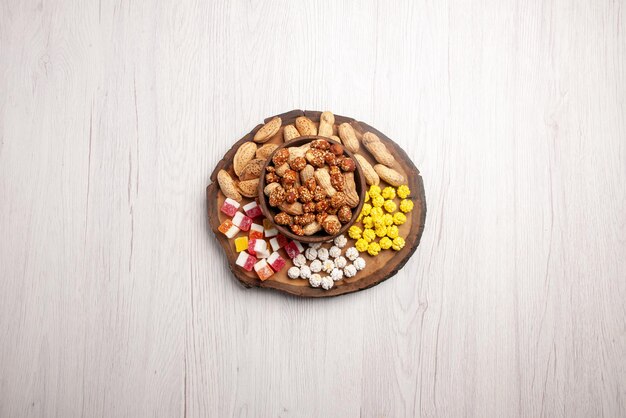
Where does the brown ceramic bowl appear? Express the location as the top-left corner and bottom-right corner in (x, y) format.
(258, 136), (367, 244)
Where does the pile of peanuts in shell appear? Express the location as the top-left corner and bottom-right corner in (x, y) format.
(264, 138), (360, 237)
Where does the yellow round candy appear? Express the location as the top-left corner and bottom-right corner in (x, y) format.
(391, 237), (405, 251)
(399, 199), (414, 213)
(361, 203), (372, 217)
(362, 228), (376, 243)
(370, 207), (384, 218)
(381, 187), (396, 200)
(375, 226), (387, 237)
(379, 237), (392, 249)
(348, 225), (362, 239)
(397, 185), (411, 199)
(373, 218), (385, 230)
(355, 238), (369, 252)
(372, 195), (384, 208)
(382, 213), (394, 226)
(369, 185), (382, 197)
(383, 200), (397, 213)
(364, 191), (370, 202)
(362, 216), (374, 229)
(387, 225), (399, 239)
(393, 212), (407, 225)
(367, 242), (381, 256)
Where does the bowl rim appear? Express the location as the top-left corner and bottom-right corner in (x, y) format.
(257, 136), (367, 243)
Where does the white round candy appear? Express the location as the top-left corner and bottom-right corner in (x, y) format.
(344, 264), (357, 278)
(299, 265), (312, 279)
(305, 247), (318, 261)
(317, 248), (329, 261)
(328, 246), (341, 258)
(320, 276), (334, 290)
(309, 274), (322, 287)
(292, 254), (306, 267)
(309, 259), (322, 273)
(334, 256), (347, 269)
(309, 242), (322, 249)
(333, 235), (348, 248)
(353, 257), (366, 271)
(322, 259), (335, 273)
(345, 247), (359, 261)
(287, 266), (301, 279)
(330, 268), (344, 281)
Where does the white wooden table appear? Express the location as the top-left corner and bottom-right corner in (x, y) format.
(1, 1), (624, 417)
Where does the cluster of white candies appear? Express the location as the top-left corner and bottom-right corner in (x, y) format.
(286, 234), (366, 290)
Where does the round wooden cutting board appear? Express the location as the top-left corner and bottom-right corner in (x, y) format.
(206, 109), (426, 297)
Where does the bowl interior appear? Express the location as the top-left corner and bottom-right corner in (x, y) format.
(258, 136), (366, 244)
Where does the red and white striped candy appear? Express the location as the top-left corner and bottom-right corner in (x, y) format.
(267, 252), (286, 272)
(235, 251), (256, 272)
(284, 240), (304, 259)
(232, 212), (252, 232)
(243, 201), (263, 218)
(269, 234), (289, 252)
(220, 198), (241, 217)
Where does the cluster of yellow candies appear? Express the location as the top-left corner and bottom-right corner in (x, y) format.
(349, 184), (413, 256)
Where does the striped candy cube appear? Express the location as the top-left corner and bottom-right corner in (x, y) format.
(267, 252), (286, 272)
(263, 219), (278, 238)
(218, 219), (240, 238)
(243, 201), (263, 218)
(254, 259), (274, 281)
(248, 239), (268, 258)
(235, 251), (256, 272)
(249, 223), (264, 240)
(269, 234), (289, 252)
(284, 240), (304, 259)
(232, 212), (252, 232)
(220, 198), (241, 217)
